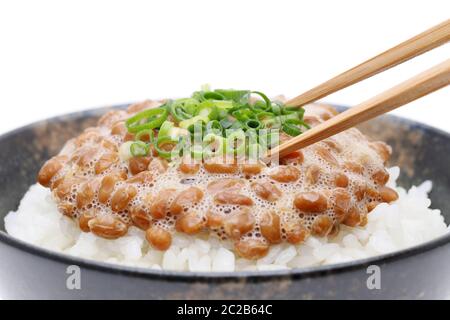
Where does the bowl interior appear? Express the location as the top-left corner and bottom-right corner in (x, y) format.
(0, 105), (449, 233)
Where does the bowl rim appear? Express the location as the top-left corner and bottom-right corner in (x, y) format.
(0, 104), (449, 282)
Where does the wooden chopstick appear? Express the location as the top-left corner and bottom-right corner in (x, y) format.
(286, 19), (450, 108)
(268, 58), (450, 160)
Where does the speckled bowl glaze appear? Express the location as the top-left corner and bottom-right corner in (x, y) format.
(0, 105), (449, 300)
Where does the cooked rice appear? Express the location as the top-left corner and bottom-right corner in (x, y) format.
(4, 167), (449, 272)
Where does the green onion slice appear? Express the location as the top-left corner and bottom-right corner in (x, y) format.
(125, 86), (311, 161)
(154, 136), (180, 159)
(256, 111), (275, 122)
(187, 121), (206, 145)
(126, 107), (168, 133)
(250, 91), (271, 111)
(270, 102), (283, 115)
(244, 119), (262, 131)
(195, 101), (219, 120)
(158, 121), (174, 138)
(214, 89), (250, 103)
(214, 100), (234, 110)
(203, 133), (225, 158)
(282, 105), (303, 115)
(261, 116), (282, 129)
(282, 119), (305, 136)
(179, 115), (209, 129)
(203, 91), (225, 100)
(245, 129), (259, 145)
(190, 144), (204, 161)
(225, 129), (246, 156)
(205, 120), (223, 136)
(130, 141), (150, 157)
(219, 118), (234, 129)
(135, 129), (154, 143)
(169, 98), (198, 122)
(232, 109), (255, 122)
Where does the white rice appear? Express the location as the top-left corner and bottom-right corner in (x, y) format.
(4, 167), (449, 272)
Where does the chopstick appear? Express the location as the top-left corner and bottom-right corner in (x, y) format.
(286, 19), (450, 108)
(265, 19), (450, 161)
(268, 59), (450, 160)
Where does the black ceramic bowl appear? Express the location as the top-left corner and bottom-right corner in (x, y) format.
(0, 105), (449, 300)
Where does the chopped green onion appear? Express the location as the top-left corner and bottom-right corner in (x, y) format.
(245, 129), (259, 144)
(230, 121), (244, 130)
(192, 90), (225, 102)
(158, 121), (174, 138)
(252, 100), (267, 110)
(169, 98), (198, 122)
(216, 109), (228, 120)
(187, 121), (206, 145)
(256, 111), (275, 123)
(214, 100), (234, 110)
(219, 118), (233, 129)
(282, 112), (302, 122)
(282, 105), (303, 115)
(130, 141), (150, 157)
(282, 123), (302, 136)
(214, 89), (250, 103)
(125, 86), (310, 161)
(159, 120), (189, 141)
(179, 115), (209, 129)
(206, 120), (223, 136)
(203, 133), (225, 158)
(126, 107), (168, 133)
(232, 109), (255, 122)
(195, 101), (219, 120)
(250, 91), (271, 111)
(225, 129), (246, 156)
(170, 127), (190, 140)
(203, 91), (225, 100)
(261, 117), (282, 129)
(135, 129), (154, 143)
(270, 102), (283, 115)
(154, 136), (181, 159)
(244, 119), (262, 130)
(261, 112), (301, 129)
(281, 119), (309, 137)
(187, 121), (205, 134)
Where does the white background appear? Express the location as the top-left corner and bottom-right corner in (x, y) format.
(0, 0), (449, 134)
(0, 0), (449, 300)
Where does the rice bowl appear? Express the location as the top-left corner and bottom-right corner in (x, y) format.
(0, 103), (449, 299)
(3, 89), (450, 273)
